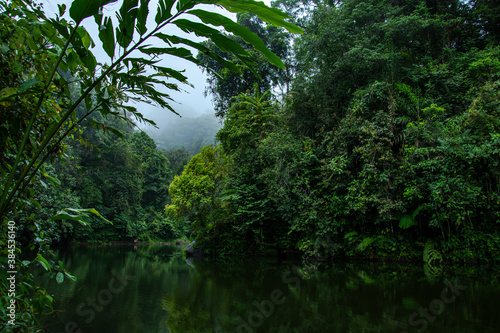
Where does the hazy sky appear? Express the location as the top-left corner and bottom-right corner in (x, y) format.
(41, 0), (272, 133)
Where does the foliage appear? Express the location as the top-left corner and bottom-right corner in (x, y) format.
(0, 0), (301, 330)
(58, 119), (185, 242)
(423, 242), (443, 265)
(166, 145), (232, 248)
(198, 10), (296, 117)
(182, 0), (500, 261)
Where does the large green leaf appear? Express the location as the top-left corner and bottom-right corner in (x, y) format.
(187, 9), (284, 68)
(137, 0), (150, 35)
(69, 0), (118, 24)
(66, 49), (81, 70)
(117, 0), (139, 48)
(151, 64), (190, 83)
(35, 254), (50, 271)
(19, 79), (42, 93)
(176, 0), (198, 12)
(173, 18), (255, 74)
(48, 18), (70, 39)
(77, 26), (95, 49)
(71, 27), (89, 59)
(99, 17), (116, 58)
(155, 0), (175, 24)
(218, 0), (303, 34)
(51, 208), (112, 225)
(68, 26), (97, 72)
(154, 32), (241, 73)
(82, 51), (98, 74)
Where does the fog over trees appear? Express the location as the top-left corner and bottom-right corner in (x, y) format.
(146, 112), (222, 155)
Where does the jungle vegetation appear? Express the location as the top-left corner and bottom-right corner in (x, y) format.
(168, 0), (500, 262)
(1, 0), (500, 331)
(0, 0), (300, 330)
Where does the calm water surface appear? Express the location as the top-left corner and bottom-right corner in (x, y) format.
(39, 245), (500, 333)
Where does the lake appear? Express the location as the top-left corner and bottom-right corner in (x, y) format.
(38, 245), (500, 333)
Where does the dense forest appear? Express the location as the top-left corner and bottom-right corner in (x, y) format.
(24, 119), (192, 244)
(1, 0), (500, 330)
(169, 0), (500, 262)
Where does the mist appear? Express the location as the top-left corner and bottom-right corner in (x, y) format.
(147, 111), (222, 155)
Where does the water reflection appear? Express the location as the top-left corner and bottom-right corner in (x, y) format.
(38, 246), (500, 333)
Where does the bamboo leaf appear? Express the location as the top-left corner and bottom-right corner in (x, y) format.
(154, 32), (241, 73)
(217, 0), (303, 34)
(176, 0), (198, 12)
(174, 19), (250, 57)
(117, 0), (139, 48)
(138, 46), (203, 67)
(99, 17), (116, 58)
(123, 57), (160, 67)
(139, 46), (190, 56)
(187, 9), (284, 68)
(19, 79), (42, 93)
(155, 0), (175, 24)
(44, 174), (61, 186)
(173, 18), (254, 74)
(70, 0), (118, 24)
(136, 0), (150, 35)
(151, 64), (190, 83)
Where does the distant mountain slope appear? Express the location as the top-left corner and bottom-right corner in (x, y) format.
(148, 113), (222, 155)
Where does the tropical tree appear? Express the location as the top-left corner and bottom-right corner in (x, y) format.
(165, 145), (231, 245)
(0, 0), (302, 330)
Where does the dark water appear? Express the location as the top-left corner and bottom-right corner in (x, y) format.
(38, 245), (500, 333)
